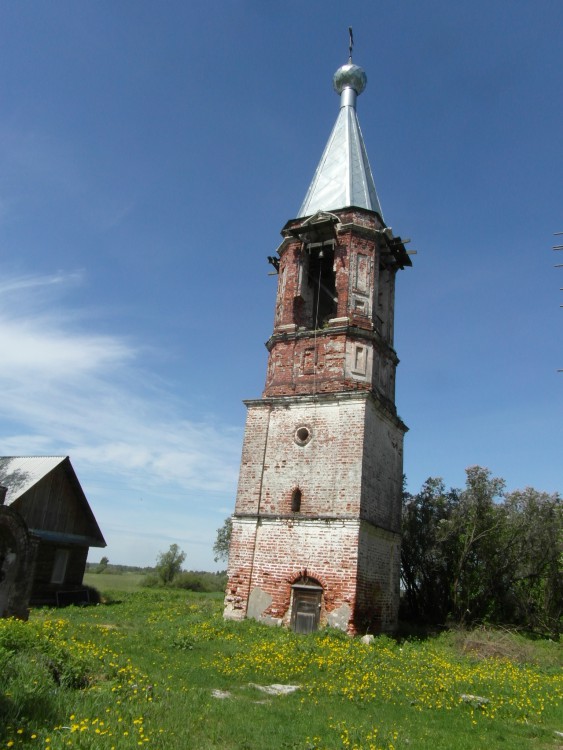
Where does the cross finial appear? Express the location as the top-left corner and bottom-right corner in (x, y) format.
(348, 27), (354, 62)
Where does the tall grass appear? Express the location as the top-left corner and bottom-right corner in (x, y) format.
(0, 590), (561, 749)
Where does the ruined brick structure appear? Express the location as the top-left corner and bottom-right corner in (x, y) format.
(224, 56), (412, 634)
(0, 499), (38, 620)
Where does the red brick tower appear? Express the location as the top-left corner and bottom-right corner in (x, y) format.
(224, 55), (412, 634)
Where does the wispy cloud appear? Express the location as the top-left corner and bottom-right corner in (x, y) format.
(0, 269), (241, 566)
(0, 272), (133, 377)
(0, 271), (80, 295)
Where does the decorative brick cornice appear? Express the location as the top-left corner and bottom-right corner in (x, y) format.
(266, 324), (399, 363)
(232, 513), (401, 538)
(243, 389), (407, 433)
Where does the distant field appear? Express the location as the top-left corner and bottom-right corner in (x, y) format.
(84, 570), (146, 593)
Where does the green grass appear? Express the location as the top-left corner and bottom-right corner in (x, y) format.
(0, 590), (561, 749)
(83, 570), (146, 593)
(84, 569), (227, 596)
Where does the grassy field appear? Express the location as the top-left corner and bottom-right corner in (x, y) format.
(0, 589), (561, 750)
(83, 571), (147, 593)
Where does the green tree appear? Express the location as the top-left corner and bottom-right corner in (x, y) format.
(95, 556), (109, 574)
(401, 468), (562, 636)
(503, 488), (562, 637)
(401, 477), (458, 624)
(155, 544), (186, 585)
(440, 466), (506, 624)
(213, 517), (232, 563)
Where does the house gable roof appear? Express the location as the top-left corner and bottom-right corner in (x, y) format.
(0, 456), (66, 504)
(0, 456), (106, 548)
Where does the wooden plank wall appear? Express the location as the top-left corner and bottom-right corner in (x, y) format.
(31, 543), (89, 602)
(15, 466), (95, 538)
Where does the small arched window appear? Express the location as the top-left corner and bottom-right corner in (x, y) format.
(291, 488), (302, 513)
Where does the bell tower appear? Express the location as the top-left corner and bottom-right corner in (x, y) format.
(224, 51), (412, 634)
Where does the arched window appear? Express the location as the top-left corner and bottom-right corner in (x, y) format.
(291, 488), (302, 512)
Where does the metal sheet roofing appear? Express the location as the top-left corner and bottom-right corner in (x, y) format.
(0, 456), (66, 505)
(297, 63), (383, 219)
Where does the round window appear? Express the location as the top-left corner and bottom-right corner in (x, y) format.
(294, 426), (312, 445)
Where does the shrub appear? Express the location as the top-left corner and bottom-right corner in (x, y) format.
(142, 572), (160, 587)
(0, 617), (97, 728)
(171, 571), (227, 592)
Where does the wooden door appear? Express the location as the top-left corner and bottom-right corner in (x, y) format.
(291, 587), (322, 634)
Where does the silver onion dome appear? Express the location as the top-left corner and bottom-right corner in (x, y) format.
(333, 63), (367, 96)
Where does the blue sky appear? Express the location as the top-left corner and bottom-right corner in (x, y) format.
(0, 1), (561, 569)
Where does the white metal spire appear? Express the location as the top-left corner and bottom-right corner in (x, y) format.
(297, 61), (383, 220)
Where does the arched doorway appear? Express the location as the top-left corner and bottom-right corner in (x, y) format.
(290, 577), (323, 634)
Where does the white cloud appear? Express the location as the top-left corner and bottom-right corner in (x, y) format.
(0, 321), (130, 375)
(0, 272), (131, 376)
(0, 272), (78, 295)
(0, 269), (241, 567)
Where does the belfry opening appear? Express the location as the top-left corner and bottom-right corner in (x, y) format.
(303, 242), (337, 329)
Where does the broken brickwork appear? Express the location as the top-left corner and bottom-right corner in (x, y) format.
(224, 207), (410, 634)
(0, 503), (38, 620)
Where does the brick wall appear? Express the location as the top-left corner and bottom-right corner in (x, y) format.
(355, 523), (401, 632)
(264, 207), (398, 400)
(234, 396), (366, 518)
(225, 392), (405, 633)
(224, 516), (360, 629)
(224, 207), (408, 634)
(360, 398), (405, 532)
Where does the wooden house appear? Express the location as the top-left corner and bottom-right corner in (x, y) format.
(0, 456), (105, 605)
